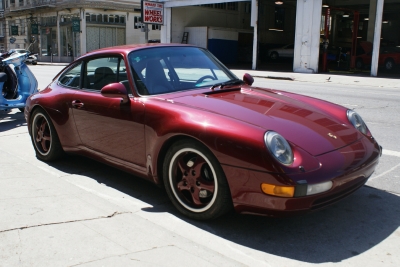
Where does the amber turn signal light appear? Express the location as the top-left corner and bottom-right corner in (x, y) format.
(261, 183), (295, 197)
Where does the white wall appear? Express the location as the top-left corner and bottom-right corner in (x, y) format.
(171, 4), (251, 43)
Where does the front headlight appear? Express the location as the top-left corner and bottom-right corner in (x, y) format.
(264, 131), (294, 165)
(347, 110), (368, 135)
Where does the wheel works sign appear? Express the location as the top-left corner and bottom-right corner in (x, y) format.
(141, 0), (164, 25)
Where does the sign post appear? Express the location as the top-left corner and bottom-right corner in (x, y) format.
(141, 0), (164, 43)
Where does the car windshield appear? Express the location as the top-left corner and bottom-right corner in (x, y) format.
(128, 46), (238, 95)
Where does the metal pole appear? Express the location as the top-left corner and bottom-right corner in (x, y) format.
(251, 0), (258, 70)
(350, 11), (359, 69)
(145, 24), (149, 43)
(322, 8), (330, 72)
(371, 0), (384, 77)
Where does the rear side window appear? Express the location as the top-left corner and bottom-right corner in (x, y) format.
(82, 57), (129, 92)
(58, 63), (82, 88)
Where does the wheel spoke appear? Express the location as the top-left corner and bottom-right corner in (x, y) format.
(190, 187), (203, 206)
(192, 156), (206, 176)
(40, 138), (49, 152)
(199, 181), (215, 193)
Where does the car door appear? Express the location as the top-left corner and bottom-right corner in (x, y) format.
(71, 55), (146, 169)
(47, 62), (83, 148)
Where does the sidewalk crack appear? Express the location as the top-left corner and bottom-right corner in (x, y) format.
(0, 211), (130, 234)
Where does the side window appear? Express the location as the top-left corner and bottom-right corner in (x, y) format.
(58, 63), (82, 88)
(84, 57), (119, 90)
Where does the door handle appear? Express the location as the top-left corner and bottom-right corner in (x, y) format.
(72, 100), (84, 109)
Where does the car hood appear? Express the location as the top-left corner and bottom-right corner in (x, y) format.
(169, 87), (361, 156)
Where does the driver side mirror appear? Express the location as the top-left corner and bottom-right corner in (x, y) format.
(243, 73), (254, 86)
(101, 83), (129, 104)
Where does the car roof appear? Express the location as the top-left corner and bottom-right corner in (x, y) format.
(82, 43), (196, 58)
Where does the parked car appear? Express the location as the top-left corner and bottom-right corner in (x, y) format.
(24, 44), (381, 220)
(356, 41), (400, 71)
(8, 49), (38, 65)
(268, 44), (294, 60)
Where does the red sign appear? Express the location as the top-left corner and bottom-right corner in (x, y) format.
(142, 1), (164, 25)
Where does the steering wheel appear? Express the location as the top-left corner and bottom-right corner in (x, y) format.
(196, 75), (216, 84)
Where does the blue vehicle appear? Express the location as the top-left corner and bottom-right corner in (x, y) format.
(0, 51), (38, 112)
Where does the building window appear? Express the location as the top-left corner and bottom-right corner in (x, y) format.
(41, 16), (57, 27)
(19, 0), (24, 7)
(199, 4), (213, 8)
(108, 15), (114, 23)
(152, 24), (161, 30)
(134, 16), (143, 29)
(85, 13), (126, 24)
(227, 3), (238, 11)
(215, 3), (226, 9)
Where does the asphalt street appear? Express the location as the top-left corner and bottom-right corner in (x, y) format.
(0, 64), (399, 266)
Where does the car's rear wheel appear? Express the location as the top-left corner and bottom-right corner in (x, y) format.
(30, 109), (64, 161)
(163, 139), (232, 220)
(270, 52), (279, 60)
(32, 61), (37, 65)
(384, 58), (395, 71)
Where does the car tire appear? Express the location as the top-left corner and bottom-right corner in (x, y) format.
(355, 59), (364, 69)
(163, 139), (232, 220)
(32, 61), (37, 65)
(30, 108), (64, 161)
(18, 108), (25, 113)
(270, 52), (279, 60)
(384, 58), (395, 71)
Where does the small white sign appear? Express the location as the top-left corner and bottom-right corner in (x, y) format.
(142, 1), (164, 25)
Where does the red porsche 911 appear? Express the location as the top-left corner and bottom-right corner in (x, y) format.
(25, 44), (381, 220)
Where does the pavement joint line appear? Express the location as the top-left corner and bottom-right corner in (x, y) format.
(369, 162), (400, 181)
(382, 149), (400, 158)
(0, 211), (130, 234)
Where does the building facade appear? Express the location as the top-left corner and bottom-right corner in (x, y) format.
(2, 0), (161, 62)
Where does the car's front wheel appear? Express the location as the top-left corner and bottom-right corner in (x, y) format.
(163, 139), (232, 220)
(30, 109), (64, 161)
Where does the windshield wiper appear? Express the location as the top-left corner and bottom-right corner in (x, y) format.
(210, 79), (243, 90)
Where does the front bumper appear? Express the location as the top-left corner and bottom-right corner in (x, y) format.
(223, 137), (381, 217)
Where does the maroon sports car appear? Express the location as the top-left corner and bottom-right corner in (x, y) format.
(25, 44), (381, 220)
